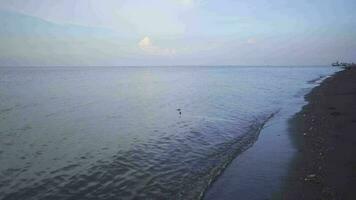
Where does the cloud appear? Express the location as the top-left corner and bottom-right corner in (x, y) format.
(139, 36), (152, 47)
(247, 38), (257, 44)
(138, 36), (176, 56)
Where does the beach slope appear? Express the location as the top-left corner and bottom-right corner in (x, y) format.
(285, 67), (356, 199)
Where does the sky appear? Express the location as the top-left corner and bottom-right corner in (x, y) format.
(0, 0), (355, 66)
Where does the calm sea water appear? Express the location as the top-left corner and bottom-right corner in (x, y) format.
(0, 66), (336, 200)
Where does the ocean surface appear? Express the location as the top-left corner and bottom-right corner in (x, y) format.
(0, 66), (337, 200)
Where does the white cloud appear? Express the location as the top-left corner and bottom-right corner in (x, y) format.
(139, 36), (152, 48)
(138, 36), (176, 56)
(247, 38), (257, 44)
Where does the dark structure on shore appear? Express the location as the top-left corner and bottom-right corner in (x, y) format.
(332, 61), (356, 68)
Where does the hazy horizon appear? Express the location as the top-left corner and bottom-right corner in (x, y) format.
(0, 64), (335, 68)
(0, 0), (355, 66)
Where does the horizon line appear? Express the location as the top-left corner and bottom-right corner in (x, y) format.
(0, 64), (332, 68)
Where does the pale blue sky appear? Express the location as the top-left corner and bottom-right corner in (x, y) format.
(0, 0), (355, 66)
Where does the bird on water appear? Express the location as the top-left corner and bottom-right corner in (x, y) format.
(177, 108), (182, 115)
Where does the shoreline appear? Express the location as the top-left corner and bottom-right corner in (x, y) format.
(284, 67), (356, 199)
(203, 67), (337, 200)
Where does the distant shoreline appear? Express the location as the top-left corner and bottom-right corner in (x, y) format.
(284, 67), (356, 199)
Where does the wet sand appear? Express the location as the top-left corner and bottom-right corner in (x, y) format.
(285, 67), (356, 199)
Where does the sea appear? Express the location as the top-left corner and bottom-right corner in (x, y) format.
(0, 66), (337, 200)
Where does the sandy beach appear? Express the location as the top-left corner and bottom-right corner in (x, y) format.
(285, 67), (356, 199)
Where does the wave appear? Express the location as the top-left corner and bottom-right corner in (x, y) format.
(0, 111), (279, 200)
(197, 111), (279, 199)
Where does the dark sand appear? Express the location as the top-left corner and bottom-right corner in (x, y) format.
(284, 67), (356, 199)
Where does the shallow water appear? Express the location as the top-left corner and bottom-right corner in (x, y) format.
(0, 66), (336, 199)
(204, 76), (328, 199)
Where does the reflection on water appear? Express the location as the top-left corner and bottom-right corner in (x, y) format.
(0, 66), (335, 199)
